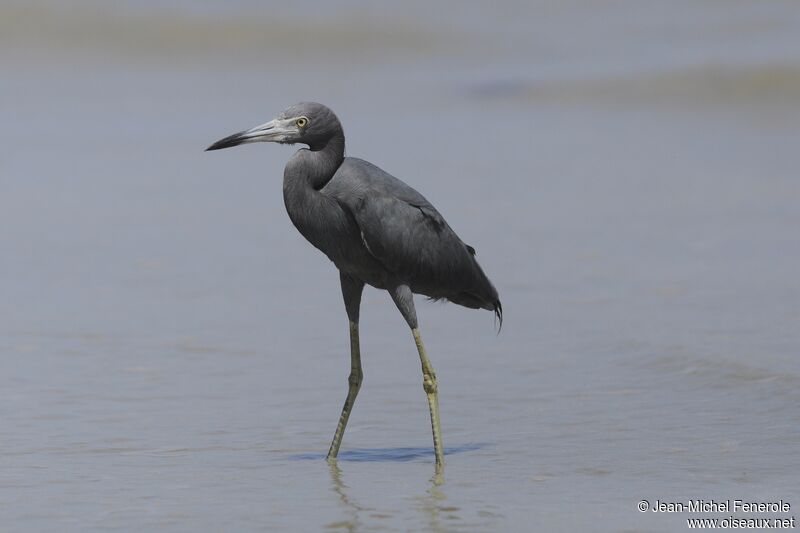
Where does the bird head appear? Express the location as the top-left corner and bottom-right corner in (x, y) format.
(206, 102), (343, 152)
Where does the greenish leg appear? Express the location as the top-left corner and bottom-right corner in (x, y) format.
(412, 328), (444, 471)
(327, 321), (362, 461)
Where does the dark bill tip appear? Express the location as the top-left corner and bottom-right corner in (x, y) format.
(205, 131), (247, 152)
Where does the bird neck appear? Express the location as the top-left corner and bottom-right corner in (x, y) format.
(300, 131), (345, 190)
(282, 132), (345, 242)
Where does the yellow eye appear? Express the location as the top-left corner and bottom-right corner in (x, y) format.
(296, 117), (308, 128)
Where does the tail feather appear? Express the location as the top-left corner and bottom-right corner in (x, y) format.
(418, 240), (502, 332)
(494, 300), (503, 333)
(427, 292), (503, 332)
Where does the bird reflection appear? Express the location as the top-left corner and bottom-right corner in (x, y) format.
(328, 461), (365, 532)
(416, 478), (450, 532)
(327, 461), (458, 532)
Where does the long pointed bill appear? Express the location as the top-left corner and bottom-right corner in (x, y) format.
(205, 118), (296, 151)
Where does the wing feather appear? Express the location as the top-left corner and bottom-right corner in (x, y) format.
(323, 157), (499, 314)
(324, 158), (480, 291)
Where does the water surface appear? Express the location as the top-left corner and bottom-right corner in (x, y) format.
(1, 1), (799, 531)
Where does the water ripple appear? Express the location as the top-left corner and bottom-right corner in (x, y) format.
(290, 443), (487, 462)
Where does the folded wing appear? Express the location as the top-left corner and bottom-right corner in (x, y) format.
(325, 158), (500, 314)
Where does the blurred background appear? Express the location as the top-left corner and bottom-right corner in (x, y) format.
(1, 1), (799, 531)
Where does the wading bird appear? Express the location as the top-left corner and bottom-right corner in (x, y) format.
(207, 103), (501, 471)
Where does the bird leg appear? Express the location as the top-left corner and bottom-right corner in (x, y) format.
(328, 274), (365, 461)
(412, 328), (445, 471)
(390, 285), (445, 471)
(327, 321), (362, 460)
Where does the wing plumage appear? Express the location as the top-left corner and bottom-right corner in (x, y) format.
(324, 158), (501, 321)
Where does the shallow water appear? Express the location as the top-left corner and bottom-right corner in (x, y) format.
(2, 1), (799, 531)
